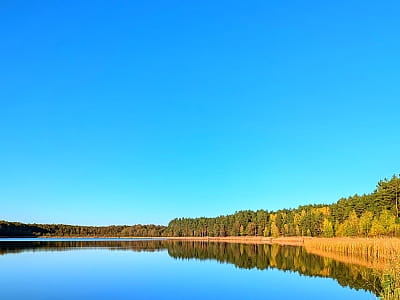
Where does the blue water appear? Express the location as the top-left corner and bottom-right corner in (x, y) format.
(0, 239), (376, 300)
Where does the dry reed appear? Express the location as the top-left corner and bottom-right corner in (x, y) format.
(304, 237), (400, 262)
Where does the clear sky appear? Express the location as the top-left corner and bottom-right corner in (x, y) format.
(1, 1), (400, 226)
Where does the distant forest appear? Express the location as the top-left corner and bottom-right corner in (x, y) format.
(0, 223), (165, 237)
(1, 175), (399, 238)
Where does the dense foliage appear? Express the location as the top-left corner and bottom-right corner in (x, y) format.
(0, 222), (165, 237)
(165, 175), (400, 238)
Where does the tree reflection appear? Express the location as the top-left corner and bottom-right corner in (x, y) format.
(0, 240), (381, 295)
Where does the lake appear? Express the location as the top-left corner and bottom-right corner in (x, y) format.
(0, 238), (377, 299)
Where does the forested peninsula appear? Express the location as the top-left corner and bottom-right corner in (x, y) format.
(1, 175), (399, 238)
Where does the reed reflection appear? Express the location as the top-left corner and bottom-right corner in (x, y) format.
(0, 240), (381, 295)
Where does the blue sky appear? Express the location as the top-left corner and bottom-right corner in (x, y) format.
(1, 1), (399, 225)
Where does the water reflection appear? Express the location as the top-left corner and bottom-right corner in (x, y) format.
(0, 239), (381, 296)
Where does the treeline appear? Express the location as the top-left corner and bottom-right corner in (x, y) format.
(1, 175), (399, 238)
(0, 221), (165, 237)
(165, 175), (400, 238)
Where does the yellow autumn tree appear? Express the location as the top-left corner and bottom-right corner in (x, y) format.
(321, 218), (334, 238)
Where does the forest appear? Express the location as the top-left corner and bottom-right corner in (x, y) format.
(0, 222), (165, 237)
(1, 175), (399, 238)
(164, 175), (400, 238)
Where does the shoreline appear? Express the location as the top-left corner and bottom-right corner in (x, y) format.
(164, 236), (308, 246)
(3, 235), (399, 271)
(3, 235), (400, 249)
(1, 235), (307, 246)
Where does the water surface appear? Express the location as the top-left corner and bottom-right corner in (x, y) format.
(0, 238), (377, 299)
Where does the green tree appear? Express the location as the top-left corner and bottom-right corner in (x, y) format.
(246, 222), (256, 236)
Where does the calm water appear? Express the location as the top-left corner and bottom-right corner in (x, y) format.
(0, 238), (377, 299)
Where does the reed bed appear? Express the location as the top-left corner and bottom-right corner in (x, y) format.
(305, 248), (387, 271)
(304, 237), (400, 298)
(304, 237), (400, 262)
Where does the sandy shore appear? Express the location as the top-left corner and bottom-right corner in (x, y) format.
(165, 236), (308, 246)
(33, 235), (307, 246)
